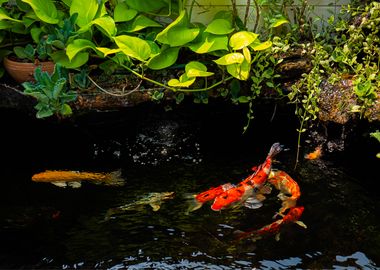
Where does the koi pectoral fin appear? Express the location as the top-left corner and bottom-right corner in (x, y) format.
(50, 181), (68, 188)
(244, 198), (263, 209)
(295, 221), (307, 229)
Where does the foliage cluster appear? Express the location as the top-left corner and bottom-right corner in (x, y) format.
(0, 0), (288, 119)
(286, 1), (380, 165)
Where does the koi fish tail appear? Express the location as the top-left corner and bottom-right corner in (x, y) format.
(233, 229), (261, 242)
(267, 142), (283, 158)
(104, 170), (125, 186)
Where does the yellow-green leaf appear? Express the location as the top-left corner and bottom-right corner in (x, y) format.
(229, 31), (258, 50)
(213, 53), (244, 65)
(250, 40), (272, 51)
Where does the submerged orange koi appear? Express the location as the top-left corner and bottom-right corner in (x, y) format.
(32, 170), (124, 188)
(305, 145), (322, 160)
(268, 170), (301, 216)
(235, 206), (307, 241)
(211, 143), (283, 211)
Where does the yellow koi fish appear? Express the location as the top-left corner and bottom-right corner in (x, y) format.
(32, 170), (124, 188)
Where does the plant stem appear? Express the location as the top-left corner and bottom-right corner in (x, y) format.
(115, 60), (234, 93)
(253, 0), (260, 32)
(231, 0), (238, 28)
(244, 0), (251, 28)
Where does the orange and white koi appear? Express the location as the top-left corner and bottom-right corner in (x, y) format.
(304, 145), (322, 160)
(211, 143), (283, 211)
(268, 170), (301, 216)
(32, 170), (124, 188)
(242, 142), (283, 188)
(235, 206), (307, 241)
(210, 182), (254, 211)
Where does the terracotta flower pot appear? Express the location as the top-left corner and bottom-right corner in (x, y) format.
(3, 56), (55, 83)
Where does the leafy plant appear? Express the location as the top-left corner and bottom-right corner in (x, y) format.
(22, 65), (77, 118)
(370, 131), (380, 158)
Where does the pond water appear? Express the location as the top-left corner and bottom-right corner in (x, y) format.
(1, 105), (379, 269)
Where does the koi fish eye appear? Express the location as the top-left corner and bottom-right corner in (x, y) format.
(222, 195), (228, 199)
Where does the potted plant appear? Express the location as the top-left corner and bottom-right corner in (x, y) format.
(3, 42), (55, 83)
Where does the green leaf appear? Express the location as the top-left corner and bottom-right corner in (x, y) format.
(242, 46), (251, 62)
(168, 74), (196, 87)
(0, 8), (22, 22)
(123, 15), (162, 32)
(250, 40), (272, 51)
(91, 16), (117, 37)
(354, 80), (372, 97)
(226, 59), (251, 80)
(52, 78), (67, 99)
(146, 47), (180, 70)
(167, 26), (200, 47)
(370, 131), (380, 142)
(124, 0), (168, 13)
(214, 53), (244, 65)
(238, 96), (250, 103)
(185, 61), (214, 78)
(113, 35), (151, 61)
(270, 18), (289, 28)
(156, 10), (188, 44)
(229, 31), (259, 50)
(114, 2), (137, 22)
(21, 0), (59, 24)
(70, 0), (99, 27)
(66, 39), (96, 61)
(36, 107), (54, 118)
(50, 51), (89, 69)
(205, 19), (234, 35)
(188, 32), (228, 54)
(60, 104), (73, 116)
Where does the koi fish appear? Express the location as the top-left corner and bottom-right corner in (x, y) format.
(268, 170), (301, 216)
(235, 206), (307, 241)
(242, 142), (283, 188)
(211, 142), (283, 211)
(211, 182), (254, 211)
(187, 183), (235, 212)
(105, 192), (175, 220)
(32, 170), (124, 188)
(305, 145), (322, 160)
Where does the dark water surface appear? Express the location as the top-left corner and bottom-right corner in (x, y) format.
(1, 105), (379, 269)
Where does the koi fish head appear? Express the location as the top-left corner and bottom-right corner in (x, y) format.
(284, 206), (304, 223)
(268, 142), (283, 159)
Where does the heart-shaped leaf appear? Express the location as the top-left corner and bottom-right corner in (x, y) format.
(188, 32), (228, 54)
(168, 74), (196, 87)
(146, 47), (180, 70)
(229, 31), (259, 50)
(214, 53), (244, 65)
(226, 59), (251, 80)
(113, 35), (151, 61)
(22, 0), (59, 24)
(114, 2), (137, 22)
(185, 61), (214, 77)
(70, 0), (99, 27)
(205, 19), (234, 35)
(250, 40), (272, 51)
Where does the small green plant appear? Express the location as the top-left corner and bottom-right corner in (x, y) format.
(13, 42), (50, 62)
(22, 65), (77, 118)
(370, 131), (380, 158)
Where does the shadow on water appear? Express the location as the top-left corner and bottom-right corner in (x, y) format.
(0, 103), (379, 269)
